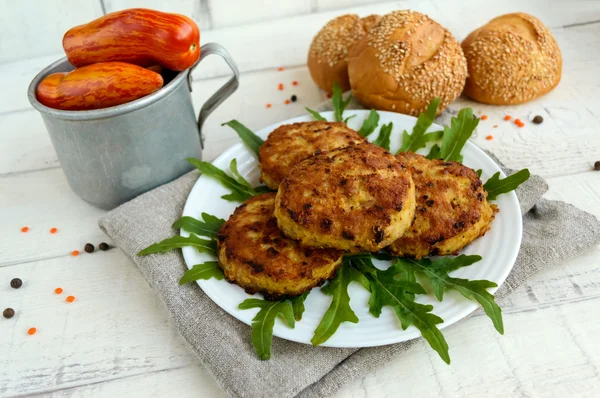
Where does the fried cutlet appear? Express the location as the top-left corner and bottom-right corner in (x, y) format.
(216, 193), (343, 300)
(259, 121), (365, 189)
(388, 152), (498, 259)
(274, 144), (416, 253)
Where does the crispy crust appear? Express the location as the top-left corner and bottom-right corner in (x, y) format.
(275, 144), (416, 253)
(259, 121), (364, 190)
(346, 10), (467, 116)
(216, 193), (343, 300)
(461, 13), (562, 105)
(388, 152), (497, 259)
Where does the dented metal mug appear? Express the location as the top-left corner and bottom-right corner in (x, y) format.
(28, 43), (239, 210)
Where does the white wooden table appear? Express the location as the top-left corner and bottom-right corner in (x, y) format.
(1, 1), (600, 397)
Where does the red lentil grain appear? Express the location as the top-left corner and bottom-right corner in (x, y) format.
(278, 67), (284, 71)
(28, 328), (36, 335)
(504, 115), (511, 121)
(278, 83), (284, 91)
(55, 287), (63, 294)
(285, 99), (291, 105)
(292, 81), (298, 86)
(21, 226), (29, 233)
(50, 228), (58, 234)
(71, 250), (79, 257)
(481, 115), (488, 120)
(266, 103), (272, 108)
(486, 135), (493, 140)
(66, 296), (76, 303)
(493, 125), (498, 128)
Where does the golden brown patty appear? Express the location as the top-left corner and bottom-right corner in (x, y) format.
(259, 121), (364, 190)
(275, 144), (416, 253)
(216, 193), (343, 300)
(388, 152), (497, 259)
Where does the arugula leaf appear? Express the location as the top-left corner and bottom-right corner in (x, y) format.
(373, 123), (393, 151)
(306, 107), (326, 121)
(222, 120), (264, 157)
(332, 82), (352, 122)
(229, 159), (253, 189)
(358, 110), (380, 137)
(439, 108), (479, 162)
(187, 158), (256, 202)
(476, 169), (483, 178)
(138, 234), (217, 256)
(354, 257), (450, 364)
(343, 114), (356, 124)
(424, 130), (444, 143)
(311, 262), (363, 346)
(172, 213), (225, 239)
(484, 169), (531, 200)
(239, 298), (295, 360)
(179, 261), (224, 284)
(398, 98), (440, 153)
(290, 292), (309, 321)
(399, 255), (503, 334)
(425, 144), (441, 159)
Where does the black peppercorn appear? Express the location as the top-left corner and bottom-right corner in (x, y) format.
(594, 161), (600, 171)
(84, 243), (95, 253)
(532, 115), (543, 124)
(3, 308), (15, 319)
(291, 95), (297, 102)
(10, 278), (22, 289)
(99, 242), (110, 251)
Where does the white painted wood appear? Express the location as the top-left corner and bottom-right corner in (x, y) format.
(102, 0), (212, 30)
(208, 0), (312, 28)
(1, 0), (600, 397)
(315, 0), (385, 12)
(0, 0), (104, 64)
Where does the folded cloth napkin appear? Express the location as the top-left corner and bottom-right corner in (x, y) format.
(99, 102), (600, 398)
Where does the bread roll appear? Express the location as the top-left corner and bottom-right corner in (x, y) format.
(462, 13), (562, 105)
(347, 10), (466, 116)
(308, 14), (380, 93)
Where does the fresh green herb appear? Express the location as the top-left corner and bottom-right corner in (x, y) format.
(222, 120), (264, 157)
(138, 234), (217, 256)
(354, 257), (450, 364)
(332, 82), (352, 122)
(290, 292), (309, 321)
(398, 98), (440, 153)
(172, 213), (225, 239)
(343, 114), (356, 124)
(484, 169), (531, 200)
(229, 159), (253, 189)
(373, 122), (393, 151)
(311, 262), (365, 346)
(306, 107), (326, 121)
(399, 255), (503, 334)
(239, 298), (296, 360)
(439, 108), (479, 162)
(424, 130), (444, 142)
(476, 169), (483, 178)
(358, 110), (380, 137)
(187, 158), (262, 202)
(425, 144), (441, 159)
(179, 261), (224, 285)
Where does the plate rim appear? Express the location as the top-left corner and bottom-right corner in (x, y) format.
(181, 109), (523, 348)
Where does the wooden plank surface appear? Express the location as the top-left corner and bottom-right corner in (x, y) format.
(0, 0), (599, 397)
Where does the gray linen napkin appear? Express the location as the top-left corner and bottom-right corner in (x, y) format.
(99, 102), (600, 398)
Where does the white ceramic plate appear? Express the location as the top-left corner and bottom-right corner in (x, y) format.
(181, 110), (522, 348)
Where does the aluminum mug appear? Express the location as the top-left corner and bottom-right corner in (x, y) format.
(28, 42), (239, 210)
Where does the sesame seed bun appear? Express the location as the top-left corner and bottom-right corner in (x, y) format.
(462, 13), (562, 105)
(346, 11), (467, 116)
(308, 14), (381, 93)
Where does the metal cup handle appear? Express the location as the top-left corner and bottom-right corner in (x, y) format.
(187, 43), (240, 149)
